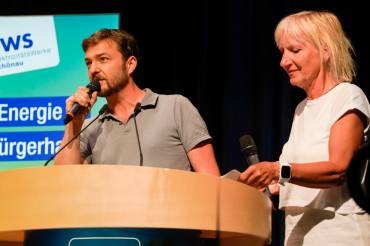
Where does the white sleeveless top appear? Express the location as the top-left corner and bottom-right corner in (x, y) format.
(279, 82), (370, 214)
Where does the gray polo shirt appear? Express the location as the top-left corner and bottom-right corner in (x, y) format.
(80, 88), (212, 170)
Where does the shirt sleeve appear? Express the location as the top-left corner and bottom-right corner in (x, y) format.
(330, 84), (370, 132)
(79, 122), (92, 163)
(173, 95), (212, 152)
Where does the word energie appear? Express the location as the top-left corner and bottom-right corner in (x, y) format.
(0, 102), (63, 125)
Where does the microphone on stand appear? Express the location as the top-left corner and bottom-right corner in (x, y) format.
(64, 81), (101, 125)
(132, 102), (143, 166)
(44, 104), (109, 166)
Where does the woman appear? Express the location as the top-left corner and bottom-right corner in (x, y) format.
(240, 11), (370, 245)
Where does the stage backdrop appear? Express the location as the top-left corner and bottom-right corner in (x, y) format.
(0, 14), (119, 170)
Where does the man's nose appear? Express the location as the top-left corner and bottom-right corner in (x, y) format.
(88, 62), (101, 78)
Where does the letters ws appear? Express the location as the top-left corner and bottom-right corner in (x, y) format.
(0, 33), (33, 52)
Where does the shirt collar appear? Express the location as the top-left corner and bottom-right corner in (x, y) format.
(99, 88), (159, 121)
(141, 88), (159, 108)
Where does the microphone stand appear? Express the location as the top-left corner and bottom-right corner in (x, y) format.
(44, 104), (108, 166)
(132, 103), (143, 166)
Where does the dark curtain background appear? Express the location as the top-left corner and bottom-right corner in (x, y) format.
(2, 1), (369, 245)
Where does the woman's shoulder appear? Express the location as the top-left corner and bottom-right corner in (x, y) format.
(335, 82), (365, 96)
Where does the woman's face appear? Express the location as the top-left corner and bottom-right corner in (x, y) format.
(278, 33), (322, 91)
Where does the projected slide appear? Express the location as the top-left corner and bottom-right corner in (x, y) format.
(0, 14), (119, 170)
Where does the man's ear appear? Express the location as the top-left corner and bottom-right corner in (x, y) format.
(126, 56), (137, 75)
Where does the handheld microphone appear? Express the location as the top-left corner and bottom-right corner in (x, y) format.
(132, 102), (143, 166)
(239, 134), (260, 165)
(64, 81), (101, 125)
(44, 104), (109, 166)
(239, 134), (272, 197)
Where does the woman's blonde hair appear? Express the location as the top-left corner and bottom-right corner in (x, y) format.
(274, 11), (356, 82)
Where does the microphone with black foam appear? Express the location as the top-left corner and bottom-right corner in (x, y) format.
(239, 134), (260, 165)
(44, 104), (109, 166)
(239, 134), (272, 196)
(64, 81), (101, 125)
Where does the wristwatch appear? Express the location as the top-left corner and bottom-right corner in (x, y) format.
(279, 161), (291, 184)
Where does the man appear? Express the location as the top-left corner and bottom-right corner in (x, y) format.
(55, 28), (220, 176)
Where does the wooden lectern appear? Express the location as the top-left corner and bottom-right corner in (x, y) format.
(0, 165), (271, 245)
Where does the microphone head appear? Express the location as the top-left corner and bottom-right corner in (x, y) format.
(86, 80), (101, 94)
(99, 104), (109, 115)
(134, 102), (142, 116)
(239, 134), (258, 156)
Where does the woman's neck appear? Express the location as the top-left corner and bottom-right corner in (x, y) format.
(306, 72), (338, 100)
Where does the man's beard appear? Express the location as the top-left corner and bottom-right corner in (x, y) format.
(98, 73), (129, 97)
